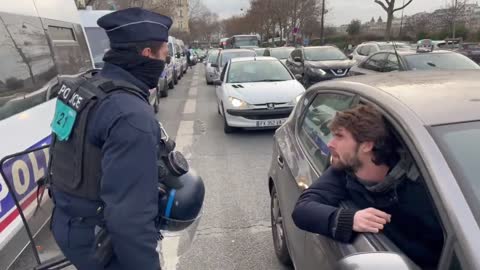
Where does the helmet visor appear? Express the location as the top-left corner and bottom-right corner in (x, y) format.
(158, 211), (202, 265)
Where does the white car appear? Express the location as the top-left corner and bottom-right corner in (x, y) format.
(351, 41), (410, 63)
(215, 57), (306, 133)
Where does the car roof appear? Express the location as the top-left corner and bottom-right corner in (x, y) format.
(221, 49), (256, 54)
(270, 47), (295, 50)
(330, 71), (480, 126)
(230, 56), (279, 63)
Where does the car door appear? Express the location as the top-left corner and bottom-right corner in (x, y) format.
(216, 62), (229, 108)
(383, 53), (403, 72)
(292, 92), (357, 270)
(350, 53), (388, 75)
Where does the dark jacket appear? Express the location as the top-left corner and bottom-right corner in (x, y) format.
(52, 62), (161, 270)
(292, 167), (444, 269)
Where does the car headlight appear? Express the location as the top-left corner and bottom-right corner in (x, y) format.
(228, 97), (251, 108)
(308, 67), (327, 76)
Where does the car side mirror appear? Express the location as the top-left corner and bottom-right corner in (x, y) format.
(166, 55), (171, 64)
(295, 74), (303, 81)
(336, 252), (419, 270)
(211, 63), (218, 68)
(348, 54), (353, 60)
(176, 52), (181, 59)
(213, 80), (223, 86)
(294, 56), (303, 63)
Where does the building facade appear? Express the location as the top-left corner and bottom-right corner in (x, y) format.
(171, 0), (189, 33)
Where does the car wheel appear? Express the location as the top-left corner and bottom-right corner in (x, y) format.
(222, 105), (235, 134)
(173, 71), (178, 85)
(270, 185), (292, 266)
(217, 102), (221, 115)
(168, 78), (174, 89)
(160, 78), (168, 98)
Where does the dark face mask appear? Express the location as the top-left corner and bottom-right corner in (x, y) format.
(103, 49), (165, 89)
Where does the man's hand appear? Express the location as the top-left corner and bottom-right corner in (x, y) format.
(353, 208), (391, 233)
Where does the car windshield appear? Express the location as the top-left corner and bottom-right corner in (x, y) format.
(270, 48), (295, 59)
(85, 27), (110, 67)
(254, 48), (266, 55)
(235, 36), (259, 47)
(405, 53), (480, 70)
(304, 47), (347, 61)
(221, 51), (256, 67)
(431, 121), (480, 224)
(227, 60), (292, 83)
(208, 51), (219, 63)
(378, 44), (410, 50)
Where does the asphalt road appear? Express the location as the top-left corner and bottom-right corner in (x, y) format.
(158, 64), (292, 270)
(10, 63), (293, 270)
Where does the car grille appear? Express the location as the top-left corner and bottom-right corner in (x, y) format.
(226, 107), (293, 120)
(329, 68), (350, 77)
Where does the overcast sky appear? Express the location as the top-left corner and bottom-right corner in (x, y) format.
(202, 0), (449, 26)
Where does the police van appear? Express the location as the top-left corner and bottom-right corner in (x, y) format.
(0, 1), (94, 269)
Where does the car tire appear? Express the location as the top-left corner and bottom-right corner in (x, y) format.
(160, 78), (168, 98)
(270, 185), (292, 266)
(222, 105), (235, 134)
(153, 89), (159, 113)
(173, 71), (178, 85)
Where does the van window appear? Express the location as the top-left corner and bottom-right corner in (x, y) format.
(0, 13), (56, 120)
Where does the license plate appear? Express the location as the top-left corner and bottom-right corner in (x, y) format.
(256, 119), (285, 127)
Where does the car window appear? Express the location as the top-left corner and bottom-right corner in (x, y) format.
(221, 51), (256, 67)
(361, 53), (387, 71)
(304, 47), (347, 61)
(227, 60), (292, 83)
(0, 13), (57, 121)
(208, 51), (219, 63)
(404, 53), (480, 70)
(383, 54), (400, 72)
(220, 63), (228, 81)
(359, 45), (370, 56)
(298, 94), (354, 172)
(357, 45), (366, 56)
(431, 121), (480, 224)
(270, 48), (295, 60)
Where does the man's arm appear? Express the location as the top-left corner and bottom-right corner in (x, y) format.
(292, 168), (356, 242)
(100, 111), (160, 270)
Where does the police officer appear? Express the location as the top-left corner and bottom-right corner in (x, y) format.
(48, 8), (172, 270)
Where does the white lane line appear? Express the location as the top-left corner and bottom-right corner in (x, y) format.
(183, 99), (196, 114)
(189, 87), (198, 97)
(158, 120), (195, 270)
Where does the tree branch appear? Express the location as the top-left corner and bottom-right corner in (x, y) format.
(394, 0), (414, 12)
(374, 0), (389, 12)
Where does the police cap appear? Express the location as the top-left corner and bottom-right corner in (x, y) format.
(98, 7), (173, 44)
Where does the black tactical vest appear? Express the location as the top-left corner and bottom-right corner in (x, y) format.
(48, 71), (147, 200)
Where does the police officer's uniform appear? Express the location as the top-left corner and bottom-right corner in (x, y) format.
(49, 8), (172, 270)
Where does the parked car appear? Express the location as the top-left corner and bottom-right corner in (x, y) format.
(268, 70), (480, 270)
(350, 41), (410, 63)
(455, 43), (480, 63)
(285, 46), (355, 88)
(214, 57), (305, 133)
(349, 49), (480, 76)
(205, 49), (220, 84)
(168, 36), (183, 85)
(264, 47), (295, 65)
(212, 49), (257, 84)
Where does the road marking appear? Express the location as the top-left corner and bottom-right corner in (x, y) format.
(189, 87), (197, 97)
(159, 119), (196, 269)
(183, 99), (196, 114)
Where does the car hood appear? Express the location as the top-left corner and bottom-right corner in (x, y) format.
(225, 80), (305, 104)
(306, 59), (355, 69)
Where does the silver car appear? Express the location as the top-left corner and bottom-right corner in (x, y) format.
(205, 49), (220, 84)
(212, 49), (257, 82)
(268, 70), (480, 270)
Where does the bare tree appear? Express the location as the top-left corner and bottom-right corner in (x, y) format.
(374, 0), (414, 40)
(442, 0), (468, 39)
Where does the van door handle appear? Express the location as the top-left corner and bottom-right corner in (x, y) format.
(277, 155), (284, 169)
